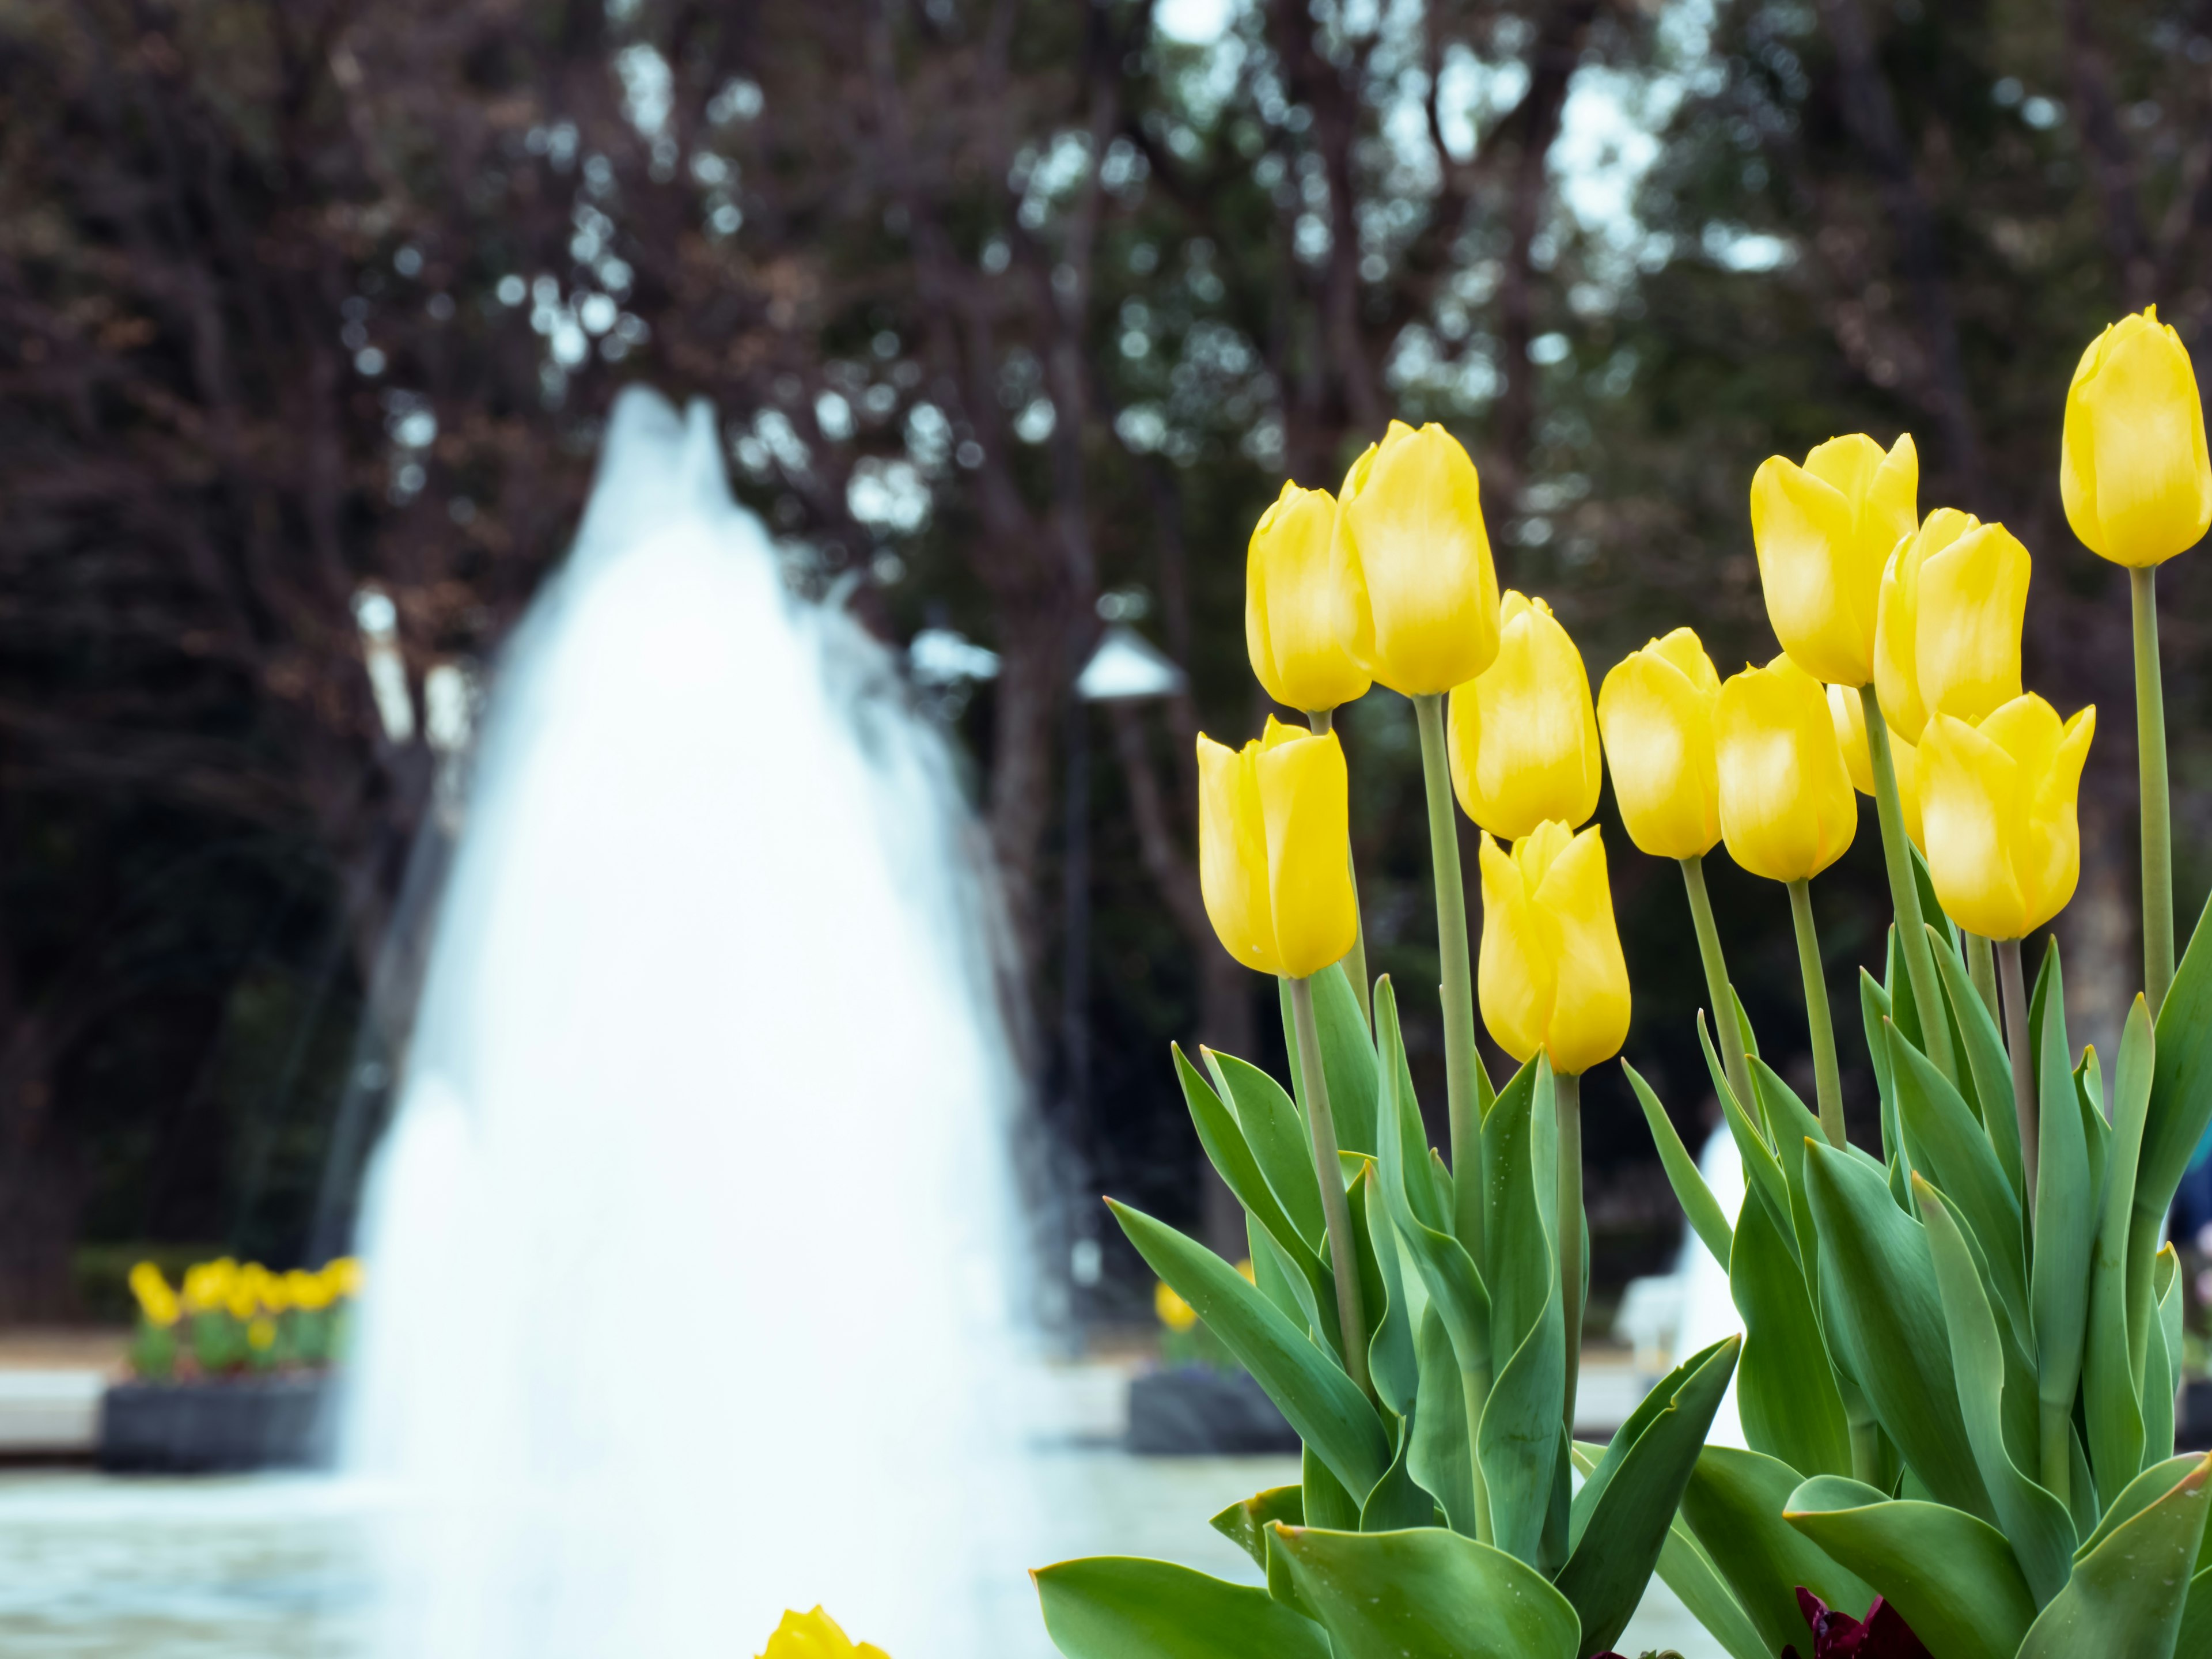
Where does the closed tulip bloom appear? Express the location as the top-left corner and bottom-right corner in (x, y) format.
(1919, 696), (2097, 941)
(1828, 684), (1924, 849)
(1597, 628), (1724, 859)
(1195, 718), (1358, 979)
(1246, 481), (1371, 713)
(1715, 656), (1858, 882)
(759, 1607), (891, 1659)
(2062, 308), (2212, 567)
(1874, 512), (2030, 744)
(1447, 592), (1601, 839)
(1750, 433), (1919, 685)
(1478, 822), (1631, 1074)
(1331, 420), (1502, 696)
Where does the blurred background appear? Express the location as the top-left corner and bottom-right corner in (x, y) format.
(1, 0), (2207, 1343)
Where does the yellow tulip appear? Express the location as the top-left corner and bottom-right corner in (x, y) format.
(1919, 696), (2096, 941)
(1873, 511), (2029, 744)
(1446, 592), (1601, 839)
(758, 1607), (891, 1659)
(1477, 821), (1631, 1075)
(183, 1257), (236, 1313)
(1750, 433), (1918, 685)
(1331, 420), (1502, 696)
(1715, 656), (1858, 882)
(2061, 307), (2212, 567)
(1246, 481), (1371, 714)
(1828, 685), (1923, 850)
(1154, 1281), (1198, 1333)
(286, 1269), (334, 1313)
(328, 1257), (365, 1299)
(1195, 718), (1358, 979)
(128, 1263), (180, 1328)
(1596, 628), (1723, 859)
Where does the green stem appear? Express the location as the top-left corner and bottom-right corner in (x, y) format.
(1310, 707), (1370, 1029)
(1965, 931), (2001, 1024)
(1462, 1365), (1494, 1544)
(1997, 937), (2040, 1206)
(1290, 973), (1372, 1401)
(1787, 878), (1846, 1149)
(2039, 1399), (2073, 1509)
(1415, 692), (1483, 1253)
(1556, 1068), (1585, 1444)
(2133, 566), (2175, 1014)
(1682, 854), (1754, 1111)
(1859, 684), (1957, 1083)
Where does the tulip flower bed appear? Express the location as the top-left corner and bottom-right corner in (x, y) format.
(103, 1256), (362, 1472)
(1025, 308), (2212, 1659)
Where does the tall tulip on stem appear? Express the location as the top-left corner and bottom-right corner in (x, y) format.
(1247, 480), (1374, 1018)
(1332, 419), (1501, 1251)
(1599, 629), (1749, 1112)
(2062, 308), (2212, 1013)
(1195, 719), (1370, 1397)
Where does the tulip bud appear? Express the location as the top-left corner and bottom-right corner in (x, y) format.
(2061, 308), (2212, 567)
(128, 1262), (180, 1328)
(1873, 512), (2030, 745)
(1828, 684), (1924, 850)
(1750, 433), (1918, 686)
(1596, 628), (1723, 860)
(1196, 718), (1358, 979)
(1446, 592), (1601, 839)
(1715, 656), (1858, 882)
(1246, 481), (1371, 713)
(1478, 821), (1631, 1075)
(1919, 696), (2096, 941)
(1331, 420), (1502, 696)
(759, 1607), (891, 1659)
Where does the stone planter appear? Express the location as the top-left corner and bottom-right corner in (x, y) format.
(1127, 1366), (1298, 1455)
(99, 1376), (332, 1474)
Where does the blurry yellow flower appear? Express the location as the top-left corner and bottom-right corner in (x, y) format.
(1873, 510), (2029, 744)
(1596, 628), (1723, 860)
(128, 1263), (180, 1328)
(1828, 685), (1923, 850)
(183, 1258), (237, 1314)
(1715, 656), (1858, 882)
(1246, 482), (1370, 713)
(1234, 1258), (1256, 1283)
(1750, 433), (1918, 685)
(1195, 719), (1358, 979)
(2062, 308), (2212, 567)
(1447, 592), (1602, 839)
(1919, 696), (2097, 940)
(328, 1258), (364, 1298)
(1155, 1281), (1198, 1332)
(285, 1269), (333, 1312)
(247, 1316), (277, 1352)
(758, 1607), (891, 1659)
(1331, 421), (1502, 696)
(1477, 821), (1631, 1075)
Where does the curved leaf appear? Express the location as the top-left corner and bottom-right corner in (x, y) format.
(1410, 1304), (1478, 1536)
(1625, 1059), (1733, 1271)
(1210, 1484), (1304, 1571)
(1478, 1055), (1564, 1567)
(1269, 1524), (1581, 1659)
(1555, 1335), (1741, 1656)
(1209, 1050), (1327, 1252)
(1783, 1476), (2038, 1659)
(2145, 889), (2212, 1222)
(2086, 998), (2156, 1501)
(1035, 1556), (1329, 1659)
(2017, 1453), (2212, 1658)
(1351, 1162), (1419, 1414)
(1732, 1175), (1852, 1479)
(1108, 1199), (1389, 1498)
(2029, 944), (2094, 1475)
(1679, 1444), (1876, 1659)
(1283, 965), (1380, 1158)
(1701, 1012), (1798, 1262)
(1930, 924), (2029, 1199)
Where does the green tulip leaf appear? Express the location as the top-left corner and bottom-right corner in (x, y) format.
(1624, 1060), (1732, 1270)
(1210, 1484), (1305, 1571)
(2017, 1452), (2212, 1658)
(1247, 1215), (1307, 1326)
(1679, 1444), (1876, 1659)
(1361, 1409), (1435, 1532)
(2086, 998), (2156, 1501)
(1699, 1010), (1798, 1264)
(1478, 1054), (1565, 1567)
(1568, 1440), (1770, 1659)
(1782, 1476), (2038, 1659)
(2076, 1453), (2202, 1562)
(1802, 1140), (1994, 1521)
(2145, 889), (2212, 1247)
(1863, 965), (1915, 1210)
(1731, 1184), (1852, 1479)
(1034, 1555), (1329, 1659)
(1929, 927), (2029, 1200)
(1208, 1051), (1327, 1252)
(2028, 942), (2095, 1468)
(1350, 1161), (1421, 1415)
(1283, 965), (1379, 1158)
(1108, 1199), (1389, 1498)
(1915, 1176), (2076, 1605)
(1555, 1335), (1741, 1656)
(1410, 1304), (1479, 1537)
(1268, 1523), (1581, 1659)
(2152, 1245), (2184, 1467)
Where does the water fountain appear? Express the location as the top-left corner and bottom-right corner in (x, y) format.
(344, 388), (1037, 1658)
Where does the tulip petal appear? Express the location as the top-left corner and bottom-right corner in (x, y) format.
(1248, 482), (1370, 713)
(1716, 659), (1857, 882)
(1198, 735), (1285, 975)
(2062, 310), (2212, 567)
(1255, 728), (1358, 979)
(1917, 522), (2028, 730)
(2019, 706), (2095, 935)
(1478, 836), (1554, 1065)
(1449, 593), (1601, 839)
(1919, 714), (2028, 941)
(1600, 643), (1721, 859)
(1530, 826), (1631, 1074)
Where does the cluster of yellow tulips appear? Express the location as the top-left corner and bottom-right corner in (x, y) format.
(755, 1607), (889, 1659)
(127, 1254), (363, 1380)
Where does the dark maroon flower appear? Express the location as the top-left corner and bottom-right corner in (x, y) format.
(1781, 1588), (1933, 1659)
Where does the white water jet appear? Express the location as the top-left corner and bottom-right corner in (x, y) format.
(346, 388), (1035, 1658)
